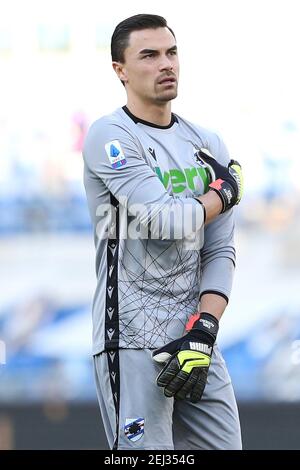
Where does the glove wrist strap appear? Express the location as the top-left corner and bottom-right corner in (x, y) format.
(192, 312), (219, 343)
(209, 180), (236, 213)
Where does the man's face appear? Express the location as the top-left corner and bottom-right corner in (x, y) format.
(115, 27), (179, 104)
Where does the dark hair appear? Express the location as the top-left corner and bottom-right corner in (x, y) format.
(111, 14), (176, 63)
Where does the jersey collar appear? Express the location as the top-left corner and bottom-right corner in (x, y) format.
(122, 106), (178, 129)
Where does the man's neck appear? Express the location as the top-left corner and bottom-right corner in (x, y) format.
(126, 100), (172, 127)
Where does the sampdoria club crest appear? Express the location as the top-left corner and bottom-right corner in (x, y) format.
(124, 417), (145, 442)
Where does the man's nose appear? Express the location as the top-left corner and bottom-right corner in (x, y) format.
(158, 55), (174, 71)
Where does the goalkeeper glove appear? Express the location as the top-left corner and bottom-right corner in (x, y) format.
(196, 148), (243, 213)
(152, 312), (219, 403)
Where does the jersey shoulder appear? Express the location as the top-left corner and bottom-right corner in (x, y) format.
(83, 108), (141, 154)
(175, 113), (220, 143)
(175, 114), (229, 164)
(85, 108), (132, 138)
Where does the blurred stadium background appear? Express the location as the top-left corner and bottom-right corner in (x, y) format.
(1, 0), (300, 449)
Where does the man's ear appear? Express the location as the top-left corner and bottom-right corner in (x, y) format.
(112, 62), (128, 84)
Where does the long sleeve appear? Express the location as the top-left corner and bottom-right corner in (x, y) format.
(198, 131), (236, 302)
(199, 208), (236, 302)
(83, 117), (205, 240)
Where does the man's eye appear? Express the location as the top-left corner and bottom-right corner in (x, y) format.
(169, 50), (177, 55)
(143, 54), (154, 59)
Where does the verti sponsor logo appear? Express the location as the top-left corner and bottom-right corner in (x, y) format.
(154, 166), (209, 193)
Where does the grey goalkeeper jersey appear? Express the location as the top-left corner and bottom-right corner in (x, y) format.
(83, 107), (236, 355)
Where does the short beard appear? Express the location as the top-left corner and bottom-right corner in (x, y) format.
(155, 90), (178, 103)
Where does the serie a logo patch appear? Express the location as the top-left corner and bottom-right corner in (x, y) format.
(124, 417), (144, 442)
(105, 140), (127, 169)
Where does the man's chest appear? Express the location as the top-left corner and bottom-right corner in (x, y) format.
(139, 131), (209, 197)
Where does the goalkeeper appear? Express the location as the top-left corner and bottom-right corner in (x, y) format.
(83, 14), (243, 450)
